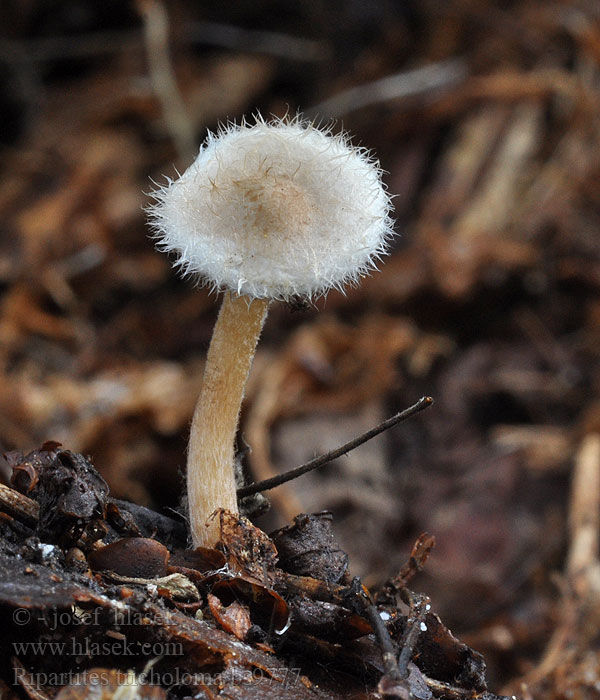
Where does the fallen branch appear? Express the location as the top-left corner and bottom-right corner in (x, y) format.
(137, 0), (197, 163)
(0, 483), (39, 524)
(237, 396), (433, 497)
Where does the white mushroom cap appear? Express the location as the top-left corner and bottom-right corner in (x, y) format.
(148, 116), (394, 300)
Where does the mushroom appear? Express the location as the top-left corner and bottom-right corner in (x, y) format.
(148, 116), (394, 547)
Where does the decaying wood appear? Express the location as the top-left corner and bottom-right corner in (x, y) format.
(0, 483), (39, 524)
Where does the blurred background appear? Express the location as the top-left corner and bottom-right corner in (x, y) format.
(1, 0), (599, 694)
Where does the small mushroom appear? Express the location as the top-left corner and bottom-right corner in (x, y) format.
(148, 115), (394, 547)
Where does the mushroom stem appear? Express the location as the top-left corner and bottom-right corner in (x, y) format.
(187, 292), (270, 547)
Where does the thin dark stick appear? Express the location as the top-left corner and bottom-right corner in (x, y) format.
(237, 396), (433, 498)
(397, 590), (430, 678)
(365, 603), (401, 680)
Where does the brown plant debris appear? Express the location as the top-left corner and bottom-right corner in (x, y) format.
(0, 444), (511, 699)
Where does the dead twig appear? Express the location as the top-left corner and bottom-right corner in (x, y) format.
(567, 433), (600, 597)
(432, 69), (600, 117)
(137, 0), (197, 163)
(510, 434), (600, 692)
(397, 590), (430, 678)
(187, 21), (328, 62)
(421, 676), (478, 698)
(0, 23), (326, 65)
(376, 533), (436, 606)
(395, 532), (436, 589)
(364, 602), (401, 681)
(308, 59), (468, 118)
(0, 483), (39, 524)
(237, 396), (433, 497)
